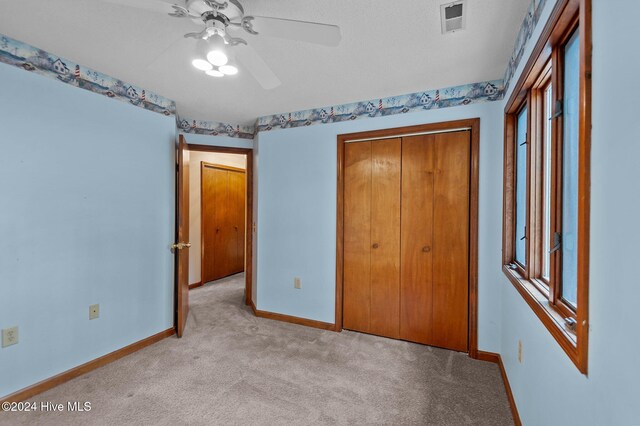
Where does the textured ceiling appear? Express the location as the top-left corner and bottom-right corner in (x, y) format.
(0, 0), (530, 125)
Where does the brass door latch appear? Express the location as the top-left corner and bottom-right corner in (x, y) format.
(171, 242), (192, 250)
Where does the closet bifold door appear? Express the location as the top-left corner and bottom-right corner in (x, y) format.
(202, 165), (246, 283)
(213, 168), (232, 279)
(400, 135), (435, 345)
(228, 170), (246, 274)
(343, 138), (401, 339)
(400, 131), (470, 352)
(202, 166), (228, 283)
(431, 131), (469, 352)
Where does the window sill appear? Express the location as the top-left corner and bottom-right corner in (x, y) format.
(502, 266), (582, 369)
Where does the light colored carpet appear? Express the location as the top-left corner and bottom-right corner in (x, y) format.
(0, 274), (513, 425)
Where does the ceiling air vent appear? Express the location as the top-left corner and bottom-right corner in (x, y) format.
(440, 1), (466, 34)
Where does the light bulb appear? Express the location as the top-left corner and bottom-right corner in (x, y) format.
(207, 50), (228, 67)
(206, 69), (224, 77)
(192, 59), (213, 71)
(219, 65), (238, 75)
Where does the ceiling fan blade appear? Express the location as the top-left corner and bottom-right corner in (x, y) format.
(146, 37), (193, 71)
(99, 0), (181, 15)
(247, 16), (341, 47)
(235, 44), (281, 90)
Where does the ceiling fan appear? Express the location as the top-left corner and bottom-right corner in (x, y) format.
(101, 0), (342, 89)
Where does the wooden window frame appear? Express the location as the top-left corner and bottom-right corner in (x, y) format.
(502, 0), (591, 374)
(536, 72), (553, 289)
(512, 99), (530, 279)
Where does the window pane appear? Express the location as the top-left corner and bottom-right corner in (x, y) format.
(562, 29), (580, 308)
(515, 106), (528, 266)
(542, 85), (552, 280)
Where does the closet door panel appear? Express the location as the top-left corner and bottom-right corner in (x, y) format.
(400, 135), (435, 344)
(431, 132), (470, 352)
(228, 170), (246, 274)
(370, 138), (401, 339)
(343, 142), (372, 333)
(201, 165), (217, 283)
(238, 172), (246, 272)
(214, 169), (232, 279)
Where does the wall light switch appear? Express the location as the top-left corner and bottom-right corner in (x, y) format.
(2, 326), (19, 348)
(89, 304), (100, 320)
(294, 277), (301, 289)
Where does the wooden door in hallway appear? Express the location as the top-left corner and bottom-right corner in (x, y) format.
(201, 163), (246, 283)
(342, 130), (470, 352)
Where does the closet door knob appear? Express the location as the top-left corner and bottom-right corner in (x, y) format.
(372, 243), (379, 249)
(422, 246), (431, 253)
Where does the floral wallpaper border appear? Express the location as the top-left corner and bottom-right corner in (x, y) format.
(256, 80), (503, 132)
(177, 116), (255, 140)
(0, 33), (175, 117)
(503, 0), (549, 92)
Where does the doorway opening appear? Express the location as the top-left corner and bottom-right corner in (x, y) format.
(193, 159), (246, 288)
(174, 136), (253, 337)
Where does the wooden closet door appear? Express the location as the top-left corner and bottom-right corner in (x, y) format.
(202, 165), (226, 282)
(202, 165), (247, 283)
(400, 134), (435, 345)
(228, 170), (246, 274)
(343, 138), (401, 338)
(214, 169), (233, 279)
(370, 139), (401, 338)
(343, 142), (372, 333)
(431, 131), (470, 352)
(400, 131), (470, 351)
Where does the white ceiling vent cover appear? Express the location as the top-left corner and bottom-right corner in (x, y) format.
(440, 1), (466, 34)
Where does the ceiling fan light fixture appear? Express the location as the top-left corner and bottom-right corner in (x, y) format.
(205, 69), (225, 77)
(192, 58), (213, 71)
(219, 64), (238, 75)
(206, 50), (228, 67)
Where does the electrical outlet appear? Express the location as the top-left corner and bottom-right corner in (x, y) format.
(89, 304), (100, 320)
(2, 326), (19, 348)
(294, 277), (301, 289)
(518, 340), (523, 363)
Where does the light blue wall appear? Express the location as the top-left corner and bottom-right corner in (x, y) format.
(0, 62), (176, 397)
(252, 133), (260, 304)
(499, 0), (640, 424)
(255, 102), (505, 351)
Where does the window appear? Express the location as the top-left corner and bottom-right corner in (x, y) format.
(502, 0), (591, 373)
(561, 29), (580, 309)
(542, 83), (552, 282)
(514, 106), (528, 268)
